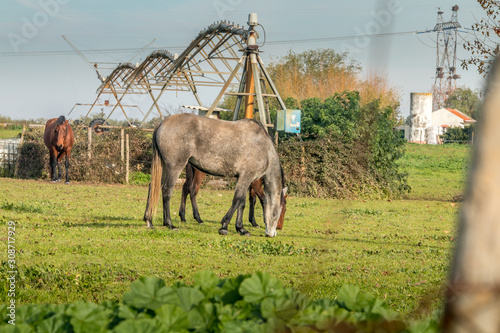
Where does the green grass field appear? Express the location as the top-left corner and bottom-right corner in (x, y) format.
(0, 143), (470, 319)
(0, 128), (22, 139)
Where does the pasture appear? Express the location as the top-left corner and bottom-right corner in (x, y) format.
(0, 143), (470, 318)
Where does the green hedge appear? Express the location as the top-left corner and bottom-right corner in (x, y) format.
(15, 101), (409, 198)
(16, 127), (152, 183)
(1, 272), (440, 332)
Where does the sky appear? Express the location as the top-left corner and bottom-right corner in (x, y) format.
(0, 0), (488, 122)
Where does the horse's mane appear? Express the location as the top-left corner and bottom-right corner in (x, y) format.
(55, 116), (66, 126)
(244, 118), (286, 188)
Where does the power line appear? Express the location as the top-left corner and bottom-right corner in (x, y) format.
(0, 30), (417, 57)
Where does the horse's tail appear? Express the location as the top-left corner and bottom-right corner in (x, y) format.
(143, 125), (163, 225)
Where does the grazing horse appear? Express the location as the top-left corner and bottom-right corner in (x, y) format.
(43, 116), (74, 184)
(179, 164), (287, 229)
(144, 113), (287, 237)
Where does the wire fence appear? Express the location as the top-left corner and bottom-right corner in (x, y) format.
(0, 138), (21, 176)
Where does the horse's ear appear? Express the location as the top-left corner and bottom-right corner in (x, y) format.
(65, 120), (69, 124)
(282, 187), (288, 196)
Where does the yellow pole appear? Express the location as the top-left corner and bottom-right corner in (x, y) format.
(244, 59), (255, 119)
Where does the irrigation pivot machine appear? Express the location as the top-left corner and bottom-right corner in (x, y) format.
(71, 13), (294, 135)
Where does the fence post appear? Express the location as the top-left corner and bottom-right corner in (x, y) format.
(87, 127), (92, 159)
(121, 129), (124, 162)
(125, 134), (130, 184)
(443, 56), (500, 332)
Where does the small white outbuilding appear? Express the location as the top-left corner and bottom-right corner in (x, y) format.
(432, 108), (476, 136)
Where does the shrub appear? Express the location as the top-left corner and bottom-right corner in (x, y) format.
(16, 127), (152, 183)
(442, 125), (475, 144)
(15, 141), (45, 179)
(278, 93), (409, 198)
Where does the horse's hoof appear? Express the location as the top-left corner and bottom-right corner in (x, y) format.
(65, 181), (70, 185)
(238, 229), (251, 236)
(196, 220), (204, 225)
(218, 229), (228, 236)
(251, 224), (260, 228)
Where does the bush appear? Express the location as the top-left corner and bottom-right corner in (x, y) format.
(15, 141), (45, 179)
(442, 125), (475, 144)
(278, 93), (409, 198)
(16, 127), (152, 183)
(14, 103), (409, 199)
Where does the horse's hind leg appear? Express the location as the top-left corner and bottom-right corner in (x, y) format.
(179, 165), (191, 222)
(162, 165), (184, 230)
(190, 169), (205, 224)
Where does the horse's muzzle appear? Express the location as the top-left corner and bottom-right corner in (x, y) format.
(265, 229), (277, 237)
(56, 145), (63, 151)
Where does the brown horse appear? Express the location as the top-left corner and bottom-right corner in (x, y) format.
(43, 116), (74, 184)
(179, 164), (287, 229)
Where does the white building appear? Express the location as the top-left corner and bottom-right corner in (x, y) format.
(431, 108), (476, 136)
(398, 107), (476, 144)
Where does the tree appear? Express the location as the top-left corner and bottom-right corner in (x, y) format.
(218, 49), (401, 119)
(462, 0), (500, 75)
(300, 91), (361, 141)
(267, 49), (400, 111)
(445, 87), (482, 119)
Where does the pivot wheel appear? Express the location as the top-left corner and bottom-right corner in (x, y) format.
(89, 118), (109, 135)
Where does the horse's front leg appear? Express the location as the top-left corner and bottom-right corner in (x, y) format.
(248, 187), (259, 227)
(179, 165), (204, 224)
(249, 179), (265, 228)
(64, 150), (71, 184)
(235, 196), (250, 236)
(219, 178), (250, 236)
(50, 150), (58, 182)
(56, 151), (65, 182)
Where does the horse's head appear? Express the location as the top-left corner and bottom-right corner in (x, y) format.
(54, 116), (68, 151)
(265, 186), (287, 237)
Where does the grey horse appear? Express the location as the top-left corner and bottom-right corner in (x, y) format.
(143, 113), (287, 237)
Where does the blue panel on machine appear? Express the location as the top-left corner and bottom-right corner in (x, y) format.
(277, 109), (301, 133)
